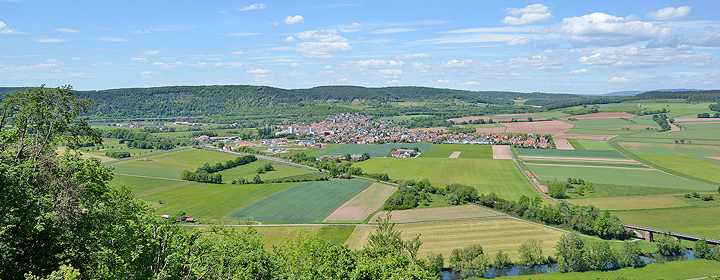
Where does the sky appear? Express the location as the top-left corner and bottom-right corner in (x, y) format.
(1, 1), (720, 94)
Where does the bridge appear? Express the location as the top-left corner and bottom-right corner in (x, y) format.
(624, 224), (720, 245)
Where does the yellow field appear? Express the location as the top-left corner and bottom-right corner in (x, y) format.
(566, 193), (692, 210)
(323, 183), (397, 223)
(370, 205), (505, 224)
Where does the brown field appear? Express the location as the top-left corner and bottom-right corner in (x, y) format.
(370, 205), (505, 224)
(669, 123), (682, 131)
(680, 121), (720, 125)
(554, 134), (618, 140)
(496, 113), (539, 117)
(562, 112), (636, 119)
(398, 102), (421, 106)
(492, 145), (512, 159)
(448, 116), (490, 123)
(476, 127), (507, 133)
(448, 151), (461, 158)
(709, 157), (720, 161)
(513, 99), (527, 103)
(501, 120), (574, 134)
(410, 127), (446, 132)
(323, 183), (397, 223)
(554, 138), (574, 150)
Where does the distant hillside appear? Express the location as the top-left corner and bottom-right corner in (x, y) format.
(636, 90), (720, 102)
(594, 91), (643, 97)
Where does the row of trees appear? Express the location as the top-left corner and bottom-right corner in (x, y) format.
(652, 113), (672, 131)
(697, 112), (720, 118)
(555, 234), (643, 273)
(180, 155), (257, 183)
(105, 151), (131, 158)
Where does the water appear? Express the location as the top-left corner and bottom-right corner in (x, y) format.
(441, 250), (696, 279)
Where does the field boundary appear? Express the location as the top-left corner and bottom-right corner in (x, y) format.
(509, 147), (560, 203)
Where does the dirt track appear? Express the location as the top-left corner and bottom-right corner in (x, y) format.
(448, 151), (461, 158)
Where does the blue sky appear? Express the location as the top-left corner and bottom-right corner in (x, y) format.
(1, 0), (720, 94)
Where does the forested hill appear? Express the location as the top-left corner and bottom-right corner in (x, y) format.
(635, 90), (720, 102)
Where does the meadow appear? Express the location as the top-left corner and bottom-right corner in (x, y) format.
(311, 143), (435, 158)
(370, 205), (505, 224)
(111, 174), (190, 195)
(109, 148), (238, 179)
(615, 206), (720, 240)
(217, 159), (316, 183)
(251, 225), (356, 247)
(561, 118), (650, 135)
(641, 156), (720, 184)
(566, 193), (692, 210)
(573, 139), (613, 150)
(353, 158), (539, 201)
(418, 144), (493, 158)
(227, 180), (373, 223)
(346, 218), (566, 263)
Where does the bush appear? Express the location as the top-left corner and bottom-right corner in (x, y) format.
(702, 194), (714, 201)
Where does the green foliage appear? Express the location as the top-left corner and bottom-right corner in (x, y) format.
(449, 244), (489, 278)
(617, 242), (644, 268)
(656, 234), (684, 256)
(548, 178), (568, 199)
(24, 265), (81, 280)
(494, 250), (512, 269)
(384, 179), (440, 210)
(710, 103), (720, 112)
(181, 155), (257, 183)
(693, 239), (713, 259)
(518, 239), (545, 266)
(368, 213), (423, 260)
(105, 151), (131, 158)
(444, 184), (479, 205)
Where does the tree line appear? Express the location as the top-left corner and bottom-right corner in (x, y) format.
(181, 154), (257, 183)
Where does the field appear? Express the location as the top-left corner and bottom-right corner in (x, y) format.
(517, 149), (626, 158)
(346, 218), (566, 263)
(370, 205), (505, 224)
(501, 120), (574, 134)
(323, 183), (397, 223)
(495, 259), (720, 280)
(111, 174), (189, 195)
(110, 148), (239, 179)
(562, 118), (651, 135)
(620, 142), (720, 158)
(574, 139), (613, 150)
(566, 193), (692, 210)
(615, 206), (720, 240)
(564, 183), (686, 199)
(310, 143), (435, 158)
(641, 156), (720, 184)
(418, 144), (493, 158)
(217, 159), (316, 183)
(227, 180), (373, 223)
(353, 158), (538, 201)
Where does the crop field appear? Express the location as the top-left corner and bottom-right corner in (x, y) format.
(571, 139), (613, 151)
(353, 158), (538, 201)
(109, 148), (238, 179)
(641, 156), (720, 184)
(111, 174), (190, 195)
(227, 180), (373, 223)
(621, 142), (720, 158)
(517, 149), (625, 158)
(142, 182), (298, 219)
(346, 218), (565, 262)
(565, 183), (686, 199)
(418, 144), (493, 158)
(311, 143), (434, 158)
(217, 160), (316, 183)
(370, 205), (506, 224)
(501, 120), (574, 134)
(598, 102), (716, 114)
(566, 193), (692, 210)
(323, 183), (397, 223)
(496, 259), (720, 280)
(566, 139), (583, 150)
(562, 118), (650, 135)
(615, 206), (720, 240)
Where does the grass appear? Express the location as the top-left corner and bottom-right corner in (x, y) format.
(141, 182), (298, 219)
(317, 225), (356, 246)
(620, 142), (720, 158)
(227, 180), (373, 223)
(575, 139), (613, 151)
(111, 174), (190, 195)
(494, 259), (720, 280)
(528, 164), (716, 191)
(217, 160), (316, 183)
(641, 156), (720, 185)
(109, 148), (238, 179)
(418, 144), (493, 158)
(312, 143), (435, 158)
(565, 193), (693, 210)
(345, 218), (566, 263)
(565, 183), (686, 199)
(252, 226), (321, 248)
(517, 149), (626, 158)
(566, 139), (585, 150)
(370, 205), (505, 224)
(562, 118), (650, 135)
(323, 183), (397, 223)
(615, 206), (720, 240)
(353, 158), (539, 201)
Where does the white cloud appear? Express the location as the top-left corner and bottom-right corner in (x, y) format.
(459, 81), (480, 85)
(386, 80), (400, 84)
(54, 28), (80, 33)
(296, 30), (347, 42)
(266, 46), (293, 51)
(31, 59), (64, 68)
(578, 46), (717, 68)
(34, 38), (64, 43)
(132, 30), (150, 34)
(284, 15), (305, 25)
(344, 59), (405, 68)
(646, 6), (691, 21)
(505, 37), (534, 46)
(295, 42), (351, 57)
(495, 55), (565, 70)
(379, 69), (403, 78)
(130, 57), (147, 61)
(214, 62), (247, 68)
(285, 36), (296, 42)
(570, 69), (589, 75)
(267, 22), (280, 26)
(142, 50), (160, 55)
(609, 77), (630, 83)
(345, 22), (373, 30)
(288, 62), (302, 67)
(395, 53), (430, 59)
(219, 10), (228, 15)
(686, 29), (720, 47)
(322, 65), (333, 70)
(140, 71), (158, 77)
(561, 12), (671, 46)
(152, 61), (184, 69)
(439, 59), (474, 68)
(239, 3), (265, 11)
(501, 4), (553, 25)
(436, 79), (450, 83)
(230, 50), (245, 55)
(96, 37), (128, 42)
(228, 32), (261, 36)
(0, 21), (26, 34)
(247, 68), (271, 74)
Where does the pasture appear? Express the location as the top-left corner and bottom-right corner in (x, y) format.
(345, 218), (566, 263)
(370, 205), (505, 224)
(217, 160), (316, 183)
(353, 158), (538, 201)
(574, 139), (613, 150)
(109, 148), (238, 179)
(566, 193), (692, 210)
(621, 142), (720, 158)
(311, 143), (434, 158)
(227, 180), (373, 223)
(562, 118), (650, 135)
(323, 183), (397, 223)
(565, 183), (686, 199)
(111, 174), (189, 195)
(419, 144), (493, 158)
(527, 164), (715, 191)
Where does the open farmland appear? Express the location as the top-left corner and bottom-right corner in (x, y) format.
(311, 143), (434, 158)
(615, 206), (720, 240)
(641, 156), (720, 185)
(217, 159), (317, 183)
(353, 158), (539, 201)
(501, 120), (574, 134)
(111, 174), (190, 195)
(109, 148), (238, 179)
(574, 139), (614, 150)
(345, 218), (565, 263)
(227, 180), (373, 223)
(370, 205), (505, 224)
(561, 112), (637, 119)
(418, 144), (492, 158)
(517, 149), (626, 158)
(566, 193), (693, 210)
(562, 118), (652, 135)
(323, 183), (397, 223)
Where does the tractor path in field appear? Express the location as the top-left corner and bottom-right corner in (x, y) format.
(448, 151), (461, 158)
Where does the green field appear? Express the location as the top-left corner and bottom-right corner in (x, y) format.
(517, 149), (625, 158)
(527, 164), (715, 191)
(379, 115), (431, 121)
(564, 183), (686, 199)
(621, 142), (720, 158)
(311, 143), (435, 158)
(567, 193), (693, 210)
(575, 139), (613, 151)
(142, 181), (298, 219)
(641, 156), (720, 184)
(109, 148), (238, 179)
(615, 206), (720, 240)
(217, 160), (316, 183)
(227, 180), (373, 223)
(354, 158), (538, 201)
(566, 139), (584, 150)
(419, 144), (493, 158)
(111, 174), (190, 195)
(251, 225), (355, 248)
(562, 118), (650, 135)
(495, 259), (720, 280)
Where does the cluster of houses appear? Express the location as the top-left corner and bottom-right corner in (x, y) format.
(444, 133), (551, 148)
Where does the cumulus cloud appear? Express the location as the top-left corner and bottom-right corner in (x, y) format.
(284, 15), (305, 25)
(130, 57), (146, 61)
(395, 53), (430, 59)
(0, 21), (26, 34)
(296, 42), (351, 57)
(239, 3), (265, 11)
(439, 59), (474, 68)
(344, 59), (405, 68)
(142, 50), (160, 55)
(247, 68), (271, 74)
(285, 36), (296, 42)
(609, 77), (630, 83)
(561, 12), (671, 46)
(505, 37), (534, 46)
(152, 61), (183, 69)
(296, 30), (347, 42)
(54, 28), (80, 33)
(436, 79), (450, 83)
(578, 46), (717, 68)
(570, 69), (589, 75)
(132, 30), (150, 34)
(646, 6), (691, 20)
(501, 4), (553, 25)
(686, 29), (720, 47)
